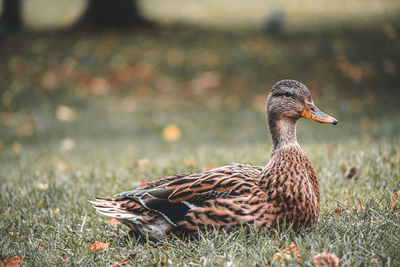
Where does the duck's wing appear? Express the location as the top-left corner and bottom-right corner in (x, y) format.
(114, 163), (263, 227)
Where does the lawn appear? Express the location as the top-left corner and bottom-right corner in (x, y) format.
(1, 2), (400, 265)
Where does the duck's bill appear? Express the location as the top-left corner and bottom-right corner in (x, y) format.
(301, 101), (338, 125)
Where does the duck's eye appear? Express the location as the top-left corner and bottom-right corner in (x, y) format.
(284, 92), (293, 97)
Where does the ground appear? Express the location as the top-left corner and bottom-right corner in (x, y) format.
(1, 1), (400, 266)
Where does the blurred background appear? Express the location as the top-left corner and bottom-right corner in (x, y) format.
(0, 0), (399, 167)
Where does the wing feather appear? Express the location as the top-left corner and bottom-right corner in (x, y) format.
(113, 163), (263, 227)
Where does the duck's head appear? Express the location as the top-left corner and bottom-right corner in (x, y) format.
(266, 80), (337, 125)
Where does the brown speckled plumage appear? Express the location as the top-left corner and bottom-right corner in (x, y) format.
(91, 79), (337, 240)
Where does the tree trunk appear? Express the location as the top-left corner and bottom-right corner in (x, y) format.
(1, 0), (21, 31)
(77, 0), (150, 29)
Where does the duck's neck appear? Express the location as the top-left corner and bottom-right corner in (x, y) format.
(268, 117), (299, 152)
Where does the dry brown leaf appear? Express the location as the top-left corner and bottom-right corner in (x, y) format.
(392, 194), (400, 211)
(1, 256), (24, 267)
(282, 242), (300, 255)
(272, 252), (284, 261)
(272, 242), (301, 263)
(346, 166), (357, 179)
(151, 244), (169, 251)
(312, 252), (339, 267)
(109, 253), (136, 266)
(105, 218), (120, 226)
(89, 241), (110, 252)
(161, 124), (181, 142)
(334, 206), (343, 215)
(357, 204), (366, 211)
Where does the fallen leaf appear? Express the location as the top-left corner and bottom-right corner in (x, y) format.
(161, 124), (181, 142)
(151, 244), (169, 251)
(109, 253), (136, 266)
(272, 242), (301, 262)
(89, 241), (110, 252)
(343, 200), (349, 206)
(313, 252), (339, 267)
(59, 253), (67, 260)
(282, 242), (300, 255)
(272, 252), (285, 261)
(105, 218), (120, 226)
(357, 204), (366, 211)
(8, 232), (13, 236)
(346, 166), (357, 179)
(334, 206), (343, 215)
(1, 255), (24, 267)
(371, 258), (378, 263)
(392, 195), (400, 211)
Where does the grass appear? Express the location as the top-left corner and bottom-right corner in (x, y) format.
(1, 2), (400, 265)
(0, 98), (399, 265)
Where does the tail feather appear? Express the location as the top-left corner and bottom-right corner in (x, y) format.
(90, 197), (141, 219)
(90, 197), (172, 240)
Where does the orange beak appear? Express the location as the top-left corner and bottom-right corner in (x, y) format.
(301, 99), (338, 125)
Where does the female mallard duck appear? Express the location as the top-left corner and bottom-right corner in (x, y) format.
(91, 79), (337, 240)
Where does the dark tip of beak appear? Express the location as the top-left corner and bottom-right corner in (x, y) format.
(332, 119), (338, 125)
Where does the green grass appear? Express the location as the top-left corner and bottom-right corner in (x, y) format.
(1, 98), (399, 266)
(1, 6), (400, 265)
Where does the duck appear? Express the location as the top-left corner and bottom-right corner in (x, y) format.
(91, 79), (337, 240)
